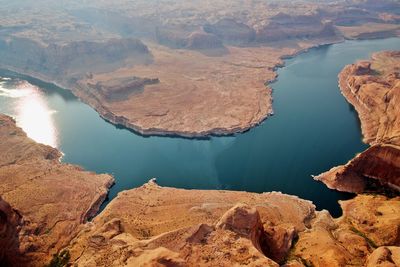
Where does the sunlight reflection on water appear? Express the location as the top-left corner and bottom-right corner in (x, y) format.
(0, 78), (58, 147)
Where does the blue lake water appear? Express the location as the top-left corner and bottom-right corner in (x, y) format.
(1, 38), (399, 216)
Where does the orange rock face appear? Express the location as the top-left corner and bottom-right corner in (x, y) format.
(1, 117), (399, 266)
(341, 51), (400, 146)
(0, 114), (114, 266)
(315, 51), (400, 193)
(0, 196), (22, 266)
(63, 180), (400, 267)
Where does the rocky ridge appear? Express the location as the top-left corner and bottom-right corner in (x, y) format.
(315, 51), (400, 193)
(58, 180), (400, 266)
(0, 114), (399, 266)
(0, 0), (399, 137)
(0, 114), (114, 266)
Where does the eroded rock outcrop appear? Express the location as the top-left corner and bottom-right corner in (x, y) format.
(0, 114), (114, 266)
(204, 18), (255, 45)
(87, 76), (160, 101)
(366, 246), (400, 267)
(255, 13), (340, 43)
(0, 37), (152, 79)
(0, 196), (23, 266)
(315, 51), (400, 193)
(1, 0), (398, 137)
(290, 194), (400, 266)
(63, 179), (314, 266)
(60, 179), (400, 267)
(1, 116), (399, 266)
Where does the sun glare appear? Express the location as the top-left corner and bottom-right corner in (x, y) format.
(12, 82), (58, 148)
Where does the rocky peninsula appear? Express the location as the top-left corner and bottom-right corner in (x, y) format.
(315, 51), (400, 193)
(0, 0), (399, 137)
(0, 113), (399, 266)
(0, 1), (399, 266)
(0, 114), (114, 266)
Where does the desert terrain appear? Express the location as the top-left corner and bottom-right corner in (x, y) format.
(0, 1), (400, 266)
(0, 0), (399, 136)
(315, 51), (400, 193)
(0, 114), (399, 266)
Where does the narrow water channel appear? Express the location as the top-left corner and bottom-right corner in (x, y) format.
(1, 38), (399, 216)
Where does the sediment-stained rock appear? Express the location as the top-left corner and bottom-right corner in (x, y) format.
(316, 51), (400, 193)
(0, 114), (114, 266)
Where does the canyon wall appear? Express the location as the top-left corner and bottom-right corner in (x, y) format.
(0, 0), (398, 137)
(315, 51), (400, 193)
(0, 114), (114, 266)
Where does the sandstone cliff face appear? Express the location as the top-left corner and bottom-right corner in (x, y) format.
(0, 196), (23, 266)
(87, 76), (160, 101)
(0, 114), (114, 266)
(62, 180), (400, 267)
(316, 51), (400, 193)
(204, 18), (256, 45)
(1, 115), (399, 266)
(186, 31), (225, 51)
(1, 0), (398, 137)
(341, 52), (400, 146)
(315, 144), (400, 193)
(0, 37), (152, 79)
(255, 13), (340, 43)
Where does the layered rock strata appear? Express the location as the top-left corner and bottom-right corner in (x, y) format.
(315, 51), (400, 193)
(64, 180), (400, 267)
(1, 115), (399, 266)
(0, 114), (114, 266)
(1, 0), (399, 137)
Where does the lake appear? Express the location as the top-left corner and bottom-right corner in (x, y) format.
(1, 38), (399, 216)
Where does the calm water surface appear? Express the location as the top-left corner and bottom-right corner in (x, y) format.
(1, 38), (399, 216)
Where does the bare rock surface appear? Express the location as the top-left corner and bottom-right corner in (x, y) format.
(315, 51), (400, 193)
(339, 51), (400, 146)
(63, 179), (400, 267)
(0, 114), (114, 266)
(1, 117), (399, 266)
(2, 0), (398, 137)
(366, 246), (400, 267)
(0, 196), (23, 266)
(340, 195), (400, 247)
(291, 195), (400, 267)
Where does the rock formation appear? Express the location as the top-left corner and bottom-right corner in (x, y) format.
(366, 246), (400, 267)
(1, 114), (400, 266)
(0, 114), (114, 266)
(255, 13), (339, 43)
(0, 0), (398, 137)
(203, 18), (255, 45)
(315, 51), (400, 193)
(0, 37), (152, 79)
(63, 180), (400, 267)
(0, 196), (22, 266)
